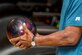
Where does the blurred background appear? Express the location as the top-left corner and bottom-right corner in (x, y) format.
(0, 0), (62, 55)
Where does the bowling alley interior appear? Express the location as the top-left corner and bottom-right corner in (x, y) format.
(0, 0), (62, 55)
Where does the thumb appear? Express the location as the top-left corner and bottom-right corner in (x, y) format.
(23, 23), (33, 35)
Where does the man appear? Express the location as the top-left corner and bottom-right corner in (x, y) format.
(8, 0), (82, 55)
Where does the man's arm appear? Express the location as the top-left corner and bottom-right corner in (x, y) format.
(35, 26), (82, 46)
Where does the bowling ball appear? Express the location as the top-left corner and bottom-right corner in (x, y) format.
(7, 17), (36, 38)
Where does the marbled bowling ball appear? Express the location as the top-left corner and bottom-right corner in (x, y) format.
(7, 17), (36, 38)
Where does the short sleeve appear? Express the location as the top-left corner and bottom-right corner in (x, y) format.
(65, 0), (82, 27)
(65, 16), (82, 26)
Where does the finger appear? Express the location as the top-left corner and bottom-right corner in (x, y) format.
(19, 41), (26, 44)
(23, 23), (33, 35)
(19, 41), (31, 49)
(9, 37), (21, 45)
(10, 37), (20, 42)
(18, 41), (27, 49)
(16, 41), (22, 47)
(19, 41), (29, 48)
(19, 44), (25, 48)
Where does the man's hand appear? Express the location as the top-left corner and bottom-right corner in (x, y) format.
(8, 23), (34, 49)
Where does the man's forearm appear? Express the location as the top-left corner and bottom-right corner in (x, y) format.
(35, 27), (81, 46)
